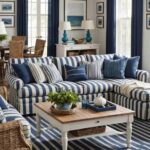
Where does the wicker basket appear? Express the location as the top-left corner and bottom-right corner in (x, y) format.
(69, 126), (106, 137)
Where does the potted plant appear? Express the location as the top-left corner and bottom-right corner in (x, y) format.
(48, 90), (78, 110)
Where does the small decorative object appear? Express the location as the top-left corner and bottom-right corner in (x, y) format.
(147, 0), (150, 12)
(72, 38), (84, 44)
(64, 0), (87, 30)
(94, 96), (107, 107)
(48, 90), (78, 111)
(96, 2), (104, 14)
(0, 1), (15, 14)
(0, 21), (7, 47)
(82, 99), (89, 109)
(81, 20), (95, 43)
(0, 15), (15, 28)
(146, 14), (150, 29)
(97, 16), (104, 28)
(59, 21), (71, 44)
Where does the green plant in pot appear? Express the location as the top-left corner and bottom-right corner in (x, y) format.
(48, 90), (78, 110)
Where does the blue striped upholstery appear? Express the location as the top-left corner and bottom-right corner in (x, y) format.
(86, 54), (114, 62)
(53, 55), (87, 79)
(136, 70), (149, 82)
(77, 80), (113, 94)
(3, 105), (30, 138)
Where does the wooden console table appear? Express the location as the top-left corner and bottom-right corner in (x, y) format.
(56, 44), (100, 57)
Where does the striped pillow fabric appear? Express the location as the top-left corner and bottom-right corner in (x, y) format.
(42, 63), (63, 83)
(28, 62), (47, 83)
(0, 108), (6, 123)
(80, 59), (104, 80)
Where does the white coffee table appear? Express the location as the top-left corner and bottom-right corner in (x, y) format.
(34, 102), (134, 150)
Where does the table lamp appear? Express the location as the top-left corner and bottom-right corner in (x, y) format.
(0, 21), (7, 47)
(59, 21), (71, 44)
(81, 20), (95, 43)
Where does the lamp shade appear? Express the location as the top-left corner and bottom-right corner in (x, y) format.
(81, 20), (95, 30)
(59, 21), (71, 31)
(0, 21), (7, 35)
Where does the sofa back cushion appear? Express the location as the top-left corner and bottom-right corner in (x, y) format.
(53, 55), (87, 79)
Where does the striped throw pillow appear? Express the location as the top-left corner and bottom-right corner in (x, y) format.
(65, 65), (88, 82)
(0, 108), (6, 123)
(42, 63), (63, 83)
(28, 62), (47, 83)
(80, 59), (104, 80)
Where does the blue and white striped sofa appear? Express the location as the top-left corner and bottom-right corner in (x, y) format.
(6, 55), (150, 120)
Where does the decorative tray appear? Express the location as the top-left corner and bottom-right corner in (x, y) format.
(86, 101), (116, 112)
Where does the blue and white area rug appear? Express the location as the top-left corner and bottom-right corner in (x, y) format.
(26, 117), (150, 150)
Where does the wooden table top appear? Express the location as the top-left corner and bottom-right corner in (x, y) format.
(34, 102), (134, 124)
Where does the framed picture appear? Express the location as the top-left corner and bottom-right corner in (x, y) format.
(96, 2), (104, 14)
(0, 15), (15, 28)
(147, 0), (150, 12)
(0, 1), (15, 14)
(97, 16), (104, 28)
(64, 0), (87, 30)
(146, 14), (150, 29)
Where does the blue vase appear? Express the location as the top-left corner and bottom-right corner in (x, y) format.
(57, 103), (72, 110)
(86, 30), (92, 43)
(62, 30), (68, 44)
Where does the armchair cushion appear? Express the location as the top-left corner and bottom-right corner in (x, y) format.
(0, 108), (6, 123)
(0, 95), (9, 109)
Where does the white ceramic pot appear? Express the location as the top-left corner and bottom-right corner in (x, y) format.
(94, 96), (107, 106)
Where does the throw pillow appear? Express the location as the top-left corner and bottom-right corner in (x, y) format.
(12, 63), (34, 84)
(28, 62), (47, 83)
(103, 58), (127, 79)
(80, 59), (104, 80)
(0, 107), (6, 123)
(65, 65), (88, 82)
(42, 63), (63, 83)
(0, 95), (9, 109)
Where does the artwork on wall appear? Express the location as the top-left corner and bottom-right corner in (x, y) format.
(96, 2), (104, 14)
(0, 1), (15, 14)
(64, 0), (87, 30)
(146, 14), (150, 29)
(97, 16), (104, 28)
(146, 0), (150, 12)
(0, 15), (15, 28)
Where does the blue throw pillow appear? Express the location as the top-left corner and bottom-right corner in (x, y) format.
(12, 63), (34, 84)
(103, 58), (127, 79)
(0, 95), (9, 109)
(65, 65), (88, 82)
(125, 56), (140, 78)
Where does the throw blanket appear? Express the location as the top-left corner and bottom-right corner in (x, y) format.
(120, 80), (150, 98)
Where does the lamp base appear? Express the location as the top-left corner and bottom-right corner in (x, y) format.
(86, 30), (92, 43)
(62, 30), (68, 44)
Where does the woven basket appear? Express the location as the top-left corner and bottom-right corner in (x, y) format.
(70, 126), (106, 137)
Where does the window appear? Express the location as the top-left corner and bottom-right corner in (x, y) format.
(116, 0), (132, 57)
(28, 0), (48, 56)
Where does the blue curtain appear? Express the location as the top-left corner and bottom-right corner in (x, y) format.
(106, 0), (116, 54)
(17, 0), (28, 37)
(47, 0), (59, 56)
(131, 0), (143, 69)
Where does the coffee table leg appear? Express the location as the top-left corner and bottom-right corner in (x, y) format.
(36, 114), (41, 137)
(126, 121), (132, 148)
(62, 131), (68, 150)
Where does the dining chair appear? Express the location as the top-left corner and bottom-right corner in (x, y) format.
(9, 41), (24, 58)
(24, 39), (46, 58)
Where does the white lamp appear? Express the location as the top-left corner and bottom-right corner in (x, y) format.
(81, 20), (95, 43)
(59, 21), (71, 44)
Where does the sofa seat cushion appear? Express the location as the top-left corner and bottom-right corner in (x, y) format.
(107, 79), (150, 102)
(18, 83), (57, 98)
(77, 80), (113, 94)
(3, 105), (30, 138)
(54, 81), (83, 94)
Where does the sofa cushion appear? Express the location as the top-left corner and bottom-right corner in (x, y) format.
(18, 83), (57, 98)
(0, 95), (9, 109)
(77, 80), (113, 94)
(3, 105), (30, 138)
(0, 108), (6, 123)
(54, 81), (83, 94)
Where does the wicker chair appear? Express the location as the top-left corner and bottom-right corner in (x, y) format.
(0, 120), (32, 150)
(9, 41), (24, 58)
(24, 39), (46, 58)
(12, 36), (26, 43)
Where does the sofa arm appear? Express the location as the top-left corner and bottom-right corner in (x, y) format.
(5, 74), (24, 90)
(136, 70), (149, 82)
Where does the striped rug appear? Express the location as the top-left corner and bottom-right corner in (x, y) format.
(26, 117), (150, 150)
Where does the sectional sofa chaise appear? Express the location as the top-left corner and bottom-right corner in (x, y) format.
(5, 54), (150, 120)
